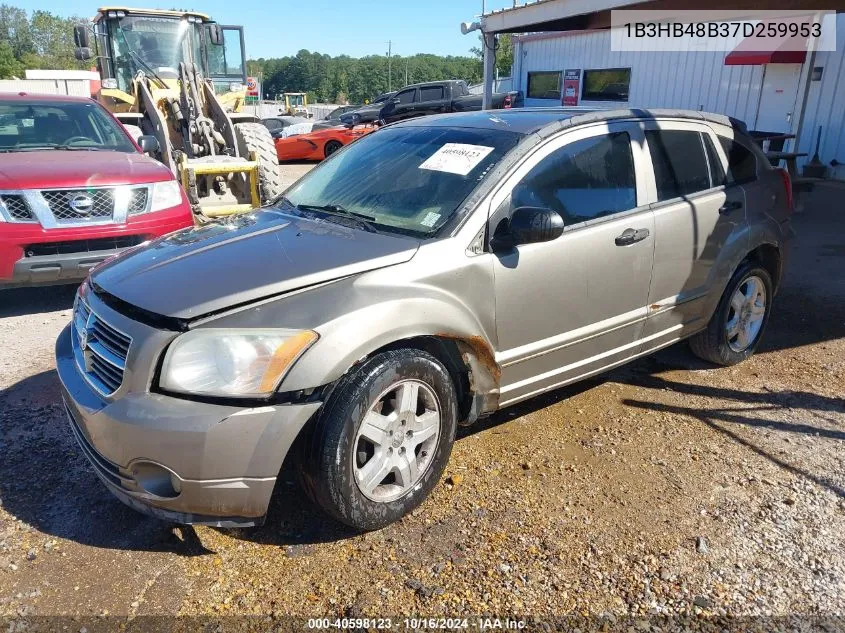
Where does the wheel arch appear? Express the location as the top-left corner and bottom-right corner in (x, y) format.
(744, 243), (782, 292)
(293, 332), (499, 428)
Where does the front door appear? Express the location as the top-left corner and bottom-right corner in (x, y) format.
(755, 64), (802, 144)
(491, 122), (655, 406)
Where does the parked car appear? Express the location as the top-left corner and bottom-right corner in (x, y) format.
(57, 108), (792, 531)
(311, 106), (360, 131)
(339, 92), (395, 125)
(373, 80), (524, 125)
(261, 116), (310, 139)
(0, 93), (194, 289)
(274, 123), (377, 161)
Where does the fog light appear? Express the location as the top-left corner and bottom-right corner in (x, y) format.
(130, 461), (181, 498)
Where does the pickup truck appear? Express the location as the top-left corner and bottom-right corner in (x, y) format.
(341, 81), (523, 126)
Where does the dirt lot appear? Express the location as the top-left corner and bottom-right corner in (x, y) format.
(0, 183), (843, 627)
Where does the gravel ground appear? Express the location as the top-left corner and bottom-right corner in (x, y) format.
(0, 183), (843, 629)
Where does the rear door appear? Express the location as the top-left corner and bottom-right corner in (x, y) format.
(416, 84), (447, 116)
(640, 121), (748, 353)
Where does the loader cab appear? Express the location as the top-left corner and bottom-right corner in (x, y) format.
(80, 8), (247, 98)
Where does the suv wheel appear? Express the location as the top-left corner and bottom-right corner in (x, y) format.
(690, 261), (773, 366)
(297, 349), (458, 530)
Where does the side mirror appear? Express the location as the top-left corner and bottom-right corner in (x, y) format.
(137, 135), (160, 154)
(75, 47), (93, 61)
(209, 24), (224, 46)
(390, 97), (401, 104)
(74, 24), (90, 48)
(491, 206), (564, 252)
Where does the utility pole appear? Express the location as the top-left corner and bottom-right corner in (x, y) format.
(405, 59), (409, 86)
(387, 40), (392, 91)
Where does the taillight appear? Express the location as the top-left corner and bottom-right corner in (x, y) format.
(777, 167), (793, 213)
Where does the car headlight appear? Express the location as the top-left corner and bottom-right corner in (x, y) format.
(160, 329), (318, 397)
(150, 180), (183, 212)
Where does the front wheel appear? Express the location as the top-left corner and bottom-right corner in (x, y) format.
(297, 349), (458, 530)
(233, 122), (284, 203)
(690, 262), (773, 366)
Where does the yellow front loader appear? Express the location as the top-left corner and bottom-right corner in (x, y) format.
(74, 7), (282, 220)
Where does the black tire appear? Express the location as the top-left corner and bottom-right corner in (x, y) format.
(233, 122), (284, 203)
(297, 349), (458, 531)
(690, 261), (773, 366)
(324, 140), (343, 158)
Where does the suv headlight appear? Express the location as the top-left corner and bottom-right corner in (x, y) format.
(150, 180), (183, 212)
(160, 329), (318, 397)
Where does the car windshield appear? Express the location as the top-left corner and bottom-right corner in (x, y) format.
(0, 100), (137, 152)
(277, 125), (520, 237)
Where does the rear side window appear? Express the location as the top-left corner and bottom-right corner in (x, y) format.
(718, 135), (758, 184)
(703, 133), (727, 186)
(646, 129), (711, 201)
(419, 86), (444, 101)
(511, 132), (637, 225)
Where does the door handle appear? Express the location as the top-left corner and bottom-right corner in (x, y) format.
(719, 200), (743, 214)
(615, 228), (650, 246)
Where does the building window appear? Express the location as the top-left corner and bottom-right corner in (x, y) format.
(527, 71), (561, 100)
(582, 68), (631, 102)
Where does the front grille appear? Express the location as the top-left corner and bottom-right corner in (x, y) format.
(25, 236), (146, 258)
(0, 194), (34, 221)
(43, 188), (115, 222)
(72, 296), (132, 396)
(128, 188), (149, 215)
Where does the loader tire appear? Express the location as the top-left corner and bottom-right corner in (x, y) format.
(233, 122), (284, 204)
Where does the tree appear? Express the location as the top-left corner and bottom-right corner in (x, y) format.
(0, 39), (22, 77)
(471, 33), (513, 78)
(0, 5), (85, 78)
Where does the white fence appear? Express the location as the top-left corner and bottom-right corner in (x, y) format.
(0, 78), (92, 97)
(467, 77), (514, 95)
(244, 102), (340, 120)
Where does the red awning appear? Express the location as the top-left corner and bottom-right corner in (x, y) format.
(724, 18), (810, 66)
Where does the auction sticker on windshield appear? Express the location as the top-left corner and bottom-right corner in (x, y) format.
(420, 143), (494, 176)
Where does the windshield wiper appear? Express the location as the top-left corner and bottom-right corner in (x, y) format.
(294, 203), (378, 232)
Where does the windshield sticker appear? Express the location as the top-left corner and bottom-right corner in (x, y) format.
(420, 212), (441, 227)
(419, 143), (495, 176)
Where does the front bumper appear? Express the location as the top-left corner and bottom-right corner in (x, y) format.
(56, 323), (321, 526)
(1, 205), (191, 288)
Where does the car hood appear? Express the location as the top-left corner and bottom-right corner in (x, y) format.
(0, 150), (173, 189)
(91, 210), (420, 320)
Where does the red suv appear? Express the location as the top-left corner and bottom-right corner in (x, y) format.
(0, 93), (193, 288)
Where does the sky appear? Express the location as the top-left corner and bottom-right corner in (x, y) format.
(17, 0), (517, 59)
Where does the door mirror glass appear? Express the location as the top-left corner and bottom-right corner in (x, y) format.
(137, 135), (160, 155)
(75, 47), (93, 61)
(73, 24), (90, 48)
(492, 206), (564, 251)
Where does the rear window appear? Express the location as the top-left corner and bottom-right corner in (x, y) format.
(718, 135), (758, 184)
(279, 126), (521, 237)
(0, 100), (136, 153)
(647, 129), (711, 201)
